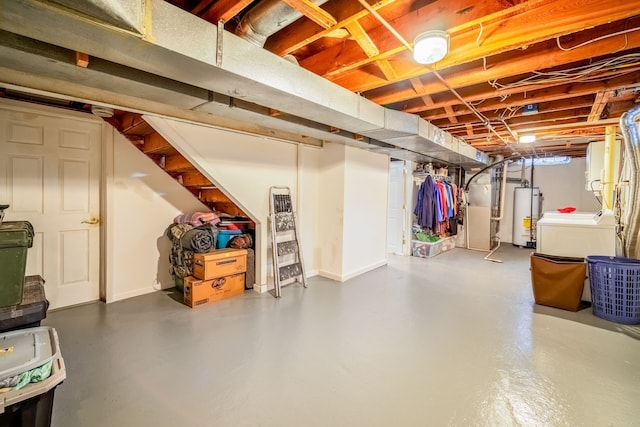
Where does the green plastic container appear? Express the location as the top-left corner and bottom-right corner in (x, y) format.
(0, 221), (34, 307)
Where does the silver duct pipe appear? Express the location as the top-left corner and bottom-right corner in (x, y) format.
(236, 0), (330, 47)
(619, 104), (640, 259)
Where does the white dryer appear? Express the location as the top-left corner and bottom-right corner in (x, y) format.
(536, 210), (616, 302)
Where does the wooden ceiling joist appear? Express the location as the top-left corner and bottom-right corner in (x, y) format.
(345, 21), (379, 57)
(425, 95), (597, 122)
(588, 90), (616, 122)
(339, 15), (640, 96)
(265, 0), (397, 56)
(376, 60), (398, 80)
(191, 0), (215, 15)
(281, 0), (337, 29)
(363, 24), (640, 105)
(406, 69), (640, 116)
(465, 123), (474, 136)
(443, 105), (458, 124)
(199, 0), (253, 23)
(300, 0), (509, 78)
(409, 78), (435, 107)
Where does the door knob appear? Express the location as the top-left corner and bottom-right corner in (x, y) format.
(81, 217), (100, 225)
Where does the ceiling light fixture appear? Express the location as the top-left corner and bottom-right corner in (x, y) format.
(519, 134), (536, 144)
(91, 105), (114, 118)
(413, 30), (449, 64)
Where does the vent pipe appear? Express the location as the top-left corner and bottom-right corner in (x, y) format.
(236, 0), (330, 48)
(619, 104), (640, 258)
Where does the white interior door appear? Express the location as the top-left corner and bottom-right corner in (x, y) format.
(387, 160), (405, 254)
(0, 100), (102, 309)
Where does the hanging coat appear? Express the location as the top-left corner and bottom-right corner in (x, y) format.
(414, 175), (436, 231)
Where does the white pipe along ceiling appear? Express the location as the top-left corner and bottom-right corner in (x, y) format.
(0, 0), (487, 169)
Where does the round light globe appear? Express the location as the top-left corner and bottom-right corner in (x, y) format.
(413, 30), (449, 64)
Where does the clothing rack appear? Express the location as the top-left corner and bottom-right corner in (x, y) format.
(413, 172), (453, 184)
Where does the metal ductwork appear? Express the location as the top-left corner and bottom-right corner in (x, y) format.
(0, 0), (487, 169)
(236, 0), (329, 48)
(619, 104), (640, 258)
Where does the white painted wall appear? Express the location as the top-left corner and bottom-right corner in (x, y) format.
(298, 145), (321, 276)
(342, 146), (389, 279)
(316, 143), (346, 279)
(499, 159), (601, 244)
(105, 128), (207, 302)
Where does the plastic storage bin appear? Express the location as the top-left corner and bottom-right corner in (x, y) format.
(216, 229), (243, 249)
(0, 276), (49, 333)
(0, 327), (65, 427)
(530, 253), (586, 311)
(411, 236), (456, 258)
(586, 256), (640, 324)
(0, 221), (34, 307)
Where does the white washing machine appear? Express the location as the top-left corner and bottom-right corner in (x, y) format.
(536, 210), (616, 302)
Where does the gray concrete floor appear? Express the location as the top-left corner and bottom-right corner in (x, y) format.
(44, 246), (640, 427)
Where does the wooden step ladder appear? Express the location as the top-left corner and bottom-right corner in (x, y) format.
(269, 186), (307, 297)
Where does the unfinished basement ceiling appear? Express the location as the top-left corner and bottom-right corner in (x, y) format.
(168, 0), (640, 158)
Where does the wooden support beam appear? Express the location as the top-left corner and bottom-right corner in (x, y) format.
(265, 0), (397, 56)
(191, 0), (215, 15)
(281, 0), (337, 29)
(588, 90), (615, 122)
(376, 60), (397, 81)
(409, 78), (435, 108)
(329, 1), (640, 94)
(299, 0), (512, 78)
(363, 22), (640, 105)
(199, 0), (252, 23)
(75, 52), (89, 68)
(466, 123), (474, 136)
(424, 95), (597, 122)
(345, 21), (379, 57)
(444, 105), (458, 124)
(269, 108), (282, 117)
(406, 68), (640, 116)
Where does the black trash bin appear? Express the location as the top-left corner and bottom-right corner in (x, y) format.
(0, 276), (49, 333)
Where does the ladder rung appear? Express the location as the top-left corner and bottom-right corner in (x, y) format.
(276, 260), (299, 268)
(274, 212), (296, 232)
(279, 262), (302, 281)
(279, 276), (302, 287)
(277, 240), (298, 256)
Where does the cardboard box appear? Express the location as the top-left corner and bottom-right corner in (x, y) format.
(184, 273), (245, 308)
(193, 249), (247, 280)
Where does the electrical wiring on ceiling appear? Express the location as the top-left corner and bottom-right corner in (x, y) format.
(489, 53), (640, 91)
(556, 25), (640, 52)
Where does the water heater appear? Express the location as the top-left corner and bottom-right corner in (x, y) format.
(512, 187), (541, 248)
